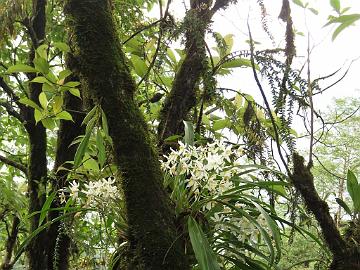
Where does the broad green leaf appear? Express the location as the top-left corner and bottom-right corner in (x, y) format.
(42, 82), (54, 92)
(19, 97), (41, 110)
(63, 81), (81, 88)
(34, 57), (49, 74)
(39, 191), (56, 226)
(42, 118), (55, 131)
(166, 48), (177, 64)
(83, 155), (99, 171)
(131, 55), (148, 77)
(59, 69), (72, 81)
(332, 21), (356, 40)
(36, 44), (48, 59)
(53, 96), (63, 114)
(222, 58), (252, 69)
(39, 92), (48, 109)
(335, 198), (352, 216)
(34, 109), (43, 123)
(69, 88), (81, 98)
(53, 42), (70, 53)
(7, 64), (37, 73)
(188, 217), (221, 270)
(56, 111), (73, 122)
(326, 14), (360, 25)
(31, 76), (51, 84)
(213, 119), (229, 131)
(96, 129), (106, 168)
(330, 0), (341, 13)
(183, 121), (194, 146)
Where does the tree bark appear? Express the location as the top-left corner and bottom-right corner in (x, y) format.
(23, 1), (49, 269)
(291, 153), (360, 270)
(47, 82), (85, 270)
(157, 1), (211, 148)
(64, 1), (189, 269)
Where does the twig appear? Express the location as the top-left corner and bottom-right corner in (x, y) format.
(247, 22), (290, 175)
(307, 33), (314, 165)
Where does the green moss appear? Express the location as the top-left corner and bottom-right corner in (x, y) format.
(64, 1), (189, 269)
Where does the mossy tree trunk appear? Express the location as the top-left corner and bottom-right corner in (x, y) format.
(158, 0), (237, 150)
(23, 0), (49, 269)
(291, 153), (360, 270)
(64, 1), (189, 269)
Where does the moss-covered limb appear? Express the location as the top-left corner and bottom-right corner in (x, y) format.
(157, 6), (210, 146)
(158, 0), (237, 148)
(64, 1), (189, 269)
(291, 153), (346, 257)
(47, 82), (85, 270)
(22, 1), (49, 269)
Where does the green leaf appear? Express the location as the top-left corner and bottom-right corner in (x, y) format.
(53, 42), (70, 53)
(69, 88), (81, 98)
(96, 129), (106, 168)
(34, 109), (43, 123)
(56, 111), (73, 122)
(39, 92), (48, 109)
(74, 130), (92, 168)
(63, 81), (81, 88)
(253, 202), (282, 262)
(335, 198), (352, 216)
(58, 69), (72, 81)
(188, 217), (221, 270)
(101, 109), (109, 136)
(36, 44), (48, 59)
(164, 135), (182, 142)
(7, 64), (37, 73)
(347, 170), (358, 202)
(34, 57), (50, 74)
(53, 95), (63, 114)
(131, 55), (148, 77)
(19, 97), (41, 111)
(213, 119), (230, 131)
(183, 121), (194, 146)
(39, 191), (56, 226)
(332, 21), (356, 40)
(82, 106), (98, 126)
(31, 76), (51, 84)
(308, 7), (319, 15)
(221, 58), (253, 69)
(330, 0), (340, 13)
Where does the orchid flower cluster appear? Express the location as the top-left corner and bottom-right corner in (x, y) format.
(160, 140), (246, 200)
(59, 177), (119, 207)
(161, 140), (268, 250)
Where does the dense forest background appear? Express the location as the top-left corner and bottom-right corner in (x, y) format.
(0, 0), (360, 269)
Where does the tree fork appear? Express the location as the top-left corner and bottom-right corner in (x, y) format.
(64, 1), (189, 269)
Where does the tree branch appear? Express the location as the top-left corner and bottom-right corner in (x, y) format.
(291, 153), (346, 257)
(0, 101), (24, 122)
(0, 155), (27, 176)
